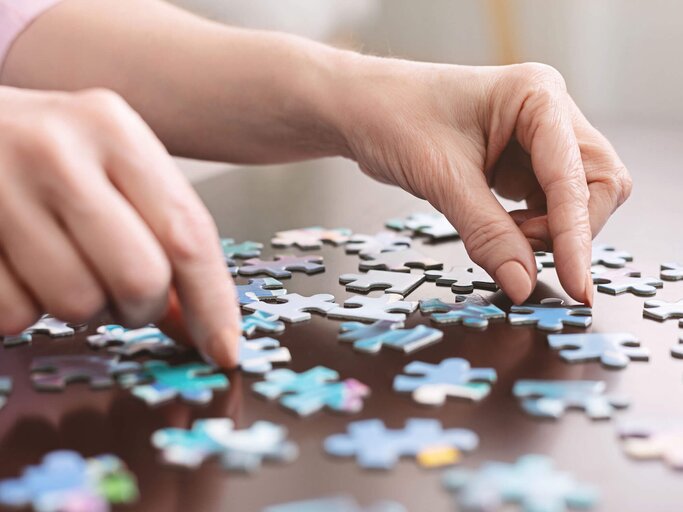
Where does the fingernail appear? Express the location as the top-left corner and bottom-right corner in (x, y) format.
(495, 261), (533, 304)
(584, 269), (595, 307)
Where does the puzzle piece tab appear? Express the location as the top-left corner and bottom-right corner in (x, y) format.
(30, 355), (140, 391)
(387, 212), (459, 239)
(618, 418), (683, 469)
(221, 238), (263, 259)
(328, 294), (417, 323)
(508, 298), (592, 331)
(661, 262), (683, 281)
(359, 248), (442, 273)
(244, 293), (338, 323)
(238, 336), (291, 374)
(513, 380), (629, 419)
(394, 358), (496, 405)
(338, 322), (443, 354)
(424, 265), (498, 293)
(271, 227), (351, 249)
(591, 267), (662, 296)
(241, 311), (286, 337)
(420, 295), (505, 328)
(547, 332), (649, 369)
(87, 324), (180, 357)
(324, 418), (478, 469)
(3, 315), (77, 347)
(591, 243), (632, 268)
(239, 255), (324, 278)
(345, 231), (412, 257)
(235, 278), (287, 306)
(534, 251), (555, 271)
(264, 495), (407, 512)
(339, 270), (425, 296)
(643, 298), (683, 323)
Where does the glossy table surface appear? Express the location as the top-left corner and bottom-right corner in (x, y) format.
(1, 123), (683, 511)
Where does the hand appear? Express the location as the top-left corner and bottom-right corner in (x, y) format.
(330, 59), (631, 305)
(0, 87), (240, 365)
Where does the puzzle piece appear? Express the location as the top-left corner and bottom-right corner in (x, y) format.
(86, 324), (180, 357)
(264, 496), (407, 512)
(661, 262), (683, 281)
(225, 257), (239, 276)
(424, 265), (498, 293)
(244, 293), (338, 322)
(618, 418), (683, 469)
(239, 255), (325, 278)
(671, 335), (683, 358)
(235, 278), (287, 306)
(253, 366), (370, 416)
(324, 418), (478, 470)
(0, 377), (11, 411)
(591, 243), (632, 268)
(238, 336), (291, 374)
(547, 332), (649, 369)
(221, 238), (263, 259)
(339, 270), (425, 296)
(271, 226), (351, 249)
(241, 311), (286, 337)
(119, 360), (228, 405)
(3, 315), (77, 347)
(338, 321), (443, 354)
(30, 355), (140, 391)
(513, 380), (629, 419)
(508, 298), (592, 331)
(359, 248), (442, 273)
(394, 358), (497, 405)
(329, 294), (418, 323)
(643, 298), (683, 322)
(534, 251), (555, 270)
(345, 231), (412, 257)
(591, 267), (662, 296)
(0, 450), (138, 512)
(442, 454), (599, 512)
(420, 295), (506, 328)
(387, 213), (459, 239)
(152, 418), (298, 472)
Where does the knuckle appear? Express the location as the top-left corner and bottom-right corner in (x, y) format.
(73, 89), (136, 129)
(115, 262), (171, 306)
(517, 62), (567, 92)
(164, 199), (219, 263)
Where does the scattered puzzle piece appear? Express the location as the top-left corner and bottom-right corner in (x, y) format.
(338, 322), (443, 354)
(420, 295), (506, 328)
(271, 227), (351, 249)
(239, 255), (325, 278)
(671, 335), (683, 358)
(221, 238), (263, 259)
(618, 418), (683, 469)
(534, 251), (555, 271)
(152, 418), (298, 473)
(86, 324), (180, 357)
(345, 231), (411, 257)
(387, 213), (459, 240)
(591, 267), (662, 296)
(513, 380), (629, 419)
(547, 332), (649, 369)
(329, 294), (417, 323)
(324, 418), (478, 470)
(242, 311), (286, 336)
(661, 262), (683, 281)
(508, 298), (592, 331)
(235, 278), (287, 306)
(0, 377), (11, 411)
(424, 265), (498, 293)
(238, 336), (291, 374)
(244, 293), (338, 322)
(30, 355), (140, 391)
(643, 298), (683, 323)
(442, 454), (599, 512)
(359, 248), (442, 273)
(339, 270), (425, 296)
(394, 358), (496, 405)
(3, 315), (77, 347)
(591, 243), (632, 268)
(226, 257), (239, 276)
(119, 360), (228, 405)
(264, 495), (407, 512)
(253, 366), (369, 416)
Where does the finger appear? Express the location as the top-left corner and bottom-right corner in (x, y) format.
(0, 252), (40, 334)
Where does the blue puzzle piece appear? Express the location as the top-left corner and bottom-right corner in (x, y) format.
(235, 278), (287, 306)
(264, 495), (407, 512)
(393, 358), (496, 406)
(241, 311), (286, 337)
(221, 238), (263, 259)
(324, 418), (478, 470)
(338, 322), (443, 354)
(443, 454), (599, 512)
(508, 298), (592, 331)
(238, 336), (291, 374)
(420, 294), (505, 328)
(513, 380), (630, 419)
(547, 332), (649, 369)
(87, 324), (180, 357)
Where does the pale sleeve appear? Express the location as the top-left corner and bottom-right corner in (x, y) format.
(0, 0), (63, 66)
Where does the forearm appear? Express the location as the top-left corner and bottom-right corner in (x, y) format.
(1, 0), (350, 163)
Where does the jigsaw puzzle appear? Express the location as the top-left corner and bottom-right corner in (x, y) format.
(424, 265), (498, 293)
(30, 355), (140, 391)
(386, 212), (459, 239)
(264, 495), (407, 512)
(252, 366), (369, 416)
(242, 311), (286, 336)
(534, 251), (555, 271)
(235, 278), (287, 306)
(359, 248), (442, 273)
(643, 298), (683, 323)
(618, 418), (683, 469)
(442, 454), (599, 512)
(591, 244), (632, 268)
(547, 332), (649, 369)
(591, 267), (663, 296)
(244, 293), (338, 323)
(152, 418), (298, 473)
(513, 380), (629, 419)
(508, 298), (592, 331)
(328, 294), (417, 323)
(345, 231), (412, 257)
(339, 270), (425, 296)
(420, 295), (505, 328)
(393, 358), (497, 405)
(0, 450), (138, 512)
(86, 324), (180, 357)
(239, 255), (325, 278)
(661, 262), (683, 281)
(221, 238), (263, 259)
(238, 336), (291, 374)
(271, 227), (351, 249)
(3, 315), (76, 347)
(324, 418), (478, 469)
(338, 322), (443, 354)
(119, 360), (229, 405)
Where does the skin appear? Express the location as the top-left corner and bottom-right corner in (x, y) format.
(0, 0), (631, 368)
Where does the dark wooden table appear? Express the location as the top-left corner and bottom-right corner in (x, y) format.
(0, 135), (682, 511)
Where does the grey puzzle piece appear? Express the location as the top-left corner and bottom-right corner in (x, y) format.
(359, 248), (442, 273)
(592, 267), (662, 296)
(238, 336), (291, 374)
(547, 332), (649, 369)
(345, 231), (411, 257)
(419, 295), (506, 328)
(661, 262), (683, 281)
(239, 255), (324, 278)
(424, 265), (497, 293)
(271, 227), (351, 249)
(509, 298), (592, 331)
(3, 315), (77, 346)
(30, 355), (140, 390)
(339, 270), (424, 296)
(592, 243), (632, 268)
(643, 298), (683, 322)
(244, 293), (338, 323)
(388, 212), (459, 239)
(235, 278), (287, 306)
(328, 294), (417, 323)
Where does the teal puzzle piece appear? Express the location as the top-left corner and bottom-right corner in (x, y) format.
(338, 321), (443, 354)
(420, 294), (505, 328)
